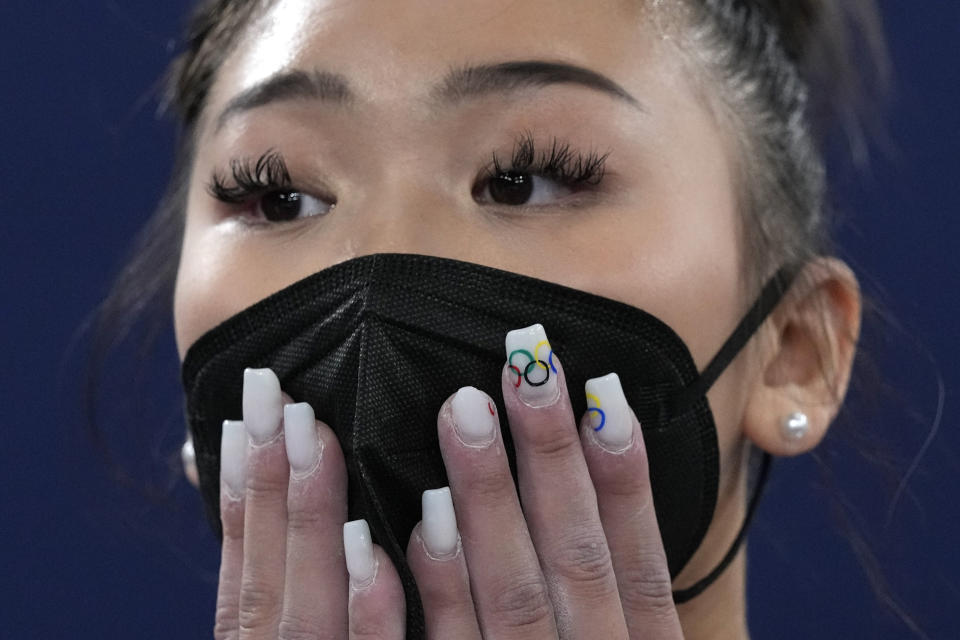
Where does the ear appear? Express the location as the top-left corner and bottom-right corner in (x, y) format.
(742, 258), (862, 456)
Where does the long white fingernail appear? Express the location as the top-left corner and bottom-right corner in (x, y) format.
(585, 373), (634, 451)
(505, 324), (559, 407)
(220, 420), (247, 499)
(343, 519), (378, 588)
(243, 368), (283, 444)
(451, 386), (497, 446)
(284, 403), (322, 476)
(421, 487), (459, 559)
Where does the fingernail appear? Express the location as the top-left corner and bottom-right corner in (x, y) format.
(505, 323), (559, 407)
(421, 487), (459, 559)
(451, 386), (497, 447)
(220, 420), (247, 499)
(585, 373), (634, 451)
(343, 519), (378, 588)
(284, 402), (322, 476)
(243, 368), (283, 444)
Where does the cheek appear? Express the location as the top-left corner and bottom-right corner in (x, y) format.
(708, 348), (757, 458)
(173, 225), (227, 361)
(173, 210), (294, 360)
(580, 153), (744, 373)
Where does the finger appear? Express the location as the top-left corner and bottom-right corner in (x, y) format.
(344, 520), (405, 640)
(437, 386), (558, 639)
(278, 402), (349, 639)
(238, 368), (288, 639)
(406, 488), (481, 640)
(215, 420), (247, 640)
(581, 373), (683, 638)
(502, 325), (627, 638)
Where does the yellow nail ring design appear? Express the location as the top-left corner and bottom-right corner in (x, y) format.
(586, 391), (606, 431)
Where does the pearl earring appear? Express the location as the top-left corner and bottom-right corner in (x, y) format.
(781, 411), (809, 441)
(181, 436), (200, 487)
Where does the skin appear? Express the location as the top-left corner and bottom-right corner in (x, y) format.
(172, 0), (862, 637)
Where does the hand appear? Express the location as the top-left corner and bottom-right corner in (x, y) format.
(214, 351), (685, 638)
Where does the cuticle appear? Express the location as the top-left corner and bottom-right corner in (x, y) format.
(289, 439), (325, 480)
(517, 381), (562, 409)
(350, 557), (380, 591)
(453, 421), (497, 449)
(590, 422), (636, 455)
(248, 428), (284, 449)
(418, 529), (462, 562)
(222, 486), (245, 502)
(448, 399), (498, 449)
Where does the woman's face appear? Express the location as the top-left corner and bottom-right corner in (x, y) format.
(174, 0), (759, 586)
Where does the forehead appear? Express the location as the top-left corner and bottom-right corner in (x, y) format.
(203, 0), (681, 123)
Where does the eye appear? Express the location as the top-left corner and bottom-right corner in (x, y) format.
(206, 150), (336, 225)
(473, 133), (609, 208)
(476, 171), (575, 207)
(256, 189), (334, 222)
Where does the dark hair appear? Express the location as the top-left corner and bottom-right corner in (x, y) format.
(677, 0), (889, 290)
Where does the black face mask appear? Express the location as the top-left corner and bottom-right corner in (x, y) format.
(181, 253), (796, 634)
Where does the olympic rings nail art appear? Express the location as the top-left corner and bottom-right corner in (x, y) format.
(505, 324), (560, 407)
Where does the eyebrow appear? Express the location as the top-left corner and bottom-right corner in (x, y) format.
(214, 70), (353, 131)
(213, 60), (644, 132)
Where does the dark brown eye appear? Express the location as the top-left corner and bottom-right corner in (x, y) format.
(478, 171), (575, 207)
(259, 190), (333, 222)
(488, 171), (534, 205)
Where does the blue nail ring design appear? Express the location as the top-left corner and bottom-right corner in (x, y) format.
(586, 392), (606, 432)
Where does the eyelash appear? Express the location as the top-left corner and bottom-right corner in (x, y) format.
(207, 150), (294, 204)
(480, 130), (609, 190)
(205, 133), (610, 214)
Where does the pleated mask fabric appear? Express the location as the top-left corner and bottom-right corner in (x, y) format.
(181, 252), (796, 635)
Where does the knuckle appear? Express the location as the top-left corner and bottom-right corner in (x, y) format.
(588, 453), (650, 500)
(220, 505), (246, 540)
(349, 617), (390, 640)
(525, 426), (580, 461)
(489, 572), (554, 630)
(550, 529), (615, 594)
(617, 550), (677, 615)
(603, 469), (651, 501)
(244, 472), (288, 500)
(421, 582), (474, 619)
(237, 581), (282, 632)
(213, 603), (240, 640)
(285, 500), (323, 534)
(466, 466), (516, 505)
(277, 612), (321, 640)
(414, 570), (459, 610)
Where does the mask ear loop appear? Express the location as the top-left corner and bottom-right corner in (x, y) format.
(669, 263), (802, 417)
(669, 263), (801, 604)
(672, 451), (770, 603)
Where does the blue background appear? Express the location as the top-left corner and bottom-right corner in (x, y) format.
(1, 2), (957, 638)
